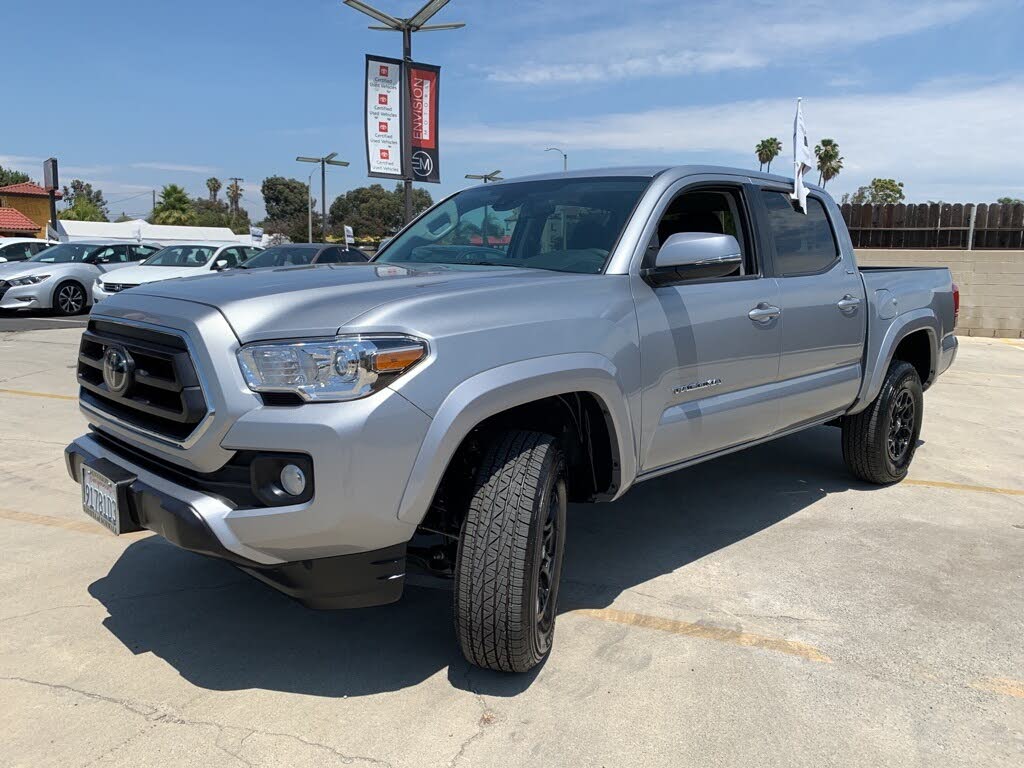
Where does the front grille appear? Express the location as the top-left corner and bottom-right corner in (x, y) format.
(77, 319), (208, 442)
(103, 283), (138, 293)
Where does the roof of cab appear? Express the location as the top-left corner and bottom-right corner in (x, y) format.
(483, 164), (821, 191)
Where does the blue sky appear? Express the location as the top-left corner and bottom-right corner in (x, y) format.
(3, 0), (1022, 221)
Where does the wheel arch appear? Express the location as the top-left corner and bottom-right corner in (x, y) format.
(849, 310), (938, 415)
(396, 353), (637, 525)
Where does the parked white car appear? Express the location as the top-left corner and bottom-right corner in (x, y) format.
(93, 242), (263, 302)
(0, 238), (56, 263)
(0, 240), (162, 315)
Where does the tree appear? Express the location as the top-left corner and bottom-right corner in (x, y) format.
(814, 139), (843, 187)
(58, 198), (106, 222)
(225, 179), (243, 215)
(0, 165), (31, 187)
(150, 184), (197, 225)
(843, 178), (906, 205)
(261, 176), (309, 221)
(62, 179), (109, 220)
(755, 137), (783, 173)
(996, 197), (1023, 205)
(206, 177), (222, 202)
(327, 183), (433, 240)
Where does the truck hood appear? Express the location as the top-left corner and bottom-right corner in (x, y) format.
(101, 264), (210, 286)
(119, 262), (569, 342)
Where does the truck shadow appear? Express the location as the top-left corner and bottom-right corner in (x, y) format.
(88, 425), (868, 698)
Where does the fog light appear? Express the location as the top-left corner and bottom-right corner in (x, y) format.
(280, 464), (306, 496)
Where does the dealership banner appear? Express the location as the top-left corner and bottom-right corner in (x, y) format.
(408, 61), (441, 184)
(365, 55), (404, 179)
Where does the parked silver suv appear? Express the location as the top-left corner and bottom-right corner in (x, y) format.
(66, 166), (957, 672)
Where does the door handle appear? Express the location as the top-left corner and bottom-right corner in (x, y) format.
(748, 303), (781, 323)
(837, 295), (862, 311)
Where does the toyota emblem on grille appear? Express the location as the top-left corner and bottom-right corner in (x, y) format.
(102, 345), (134, 395)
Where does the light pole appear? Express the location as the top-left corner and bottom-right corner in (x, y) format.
(545, 147), (567, 171)
(306, 172), (313, 243)
(297, 153), (349, 241)
(343, 0), (465, 224)
(465, 170), (503, 184)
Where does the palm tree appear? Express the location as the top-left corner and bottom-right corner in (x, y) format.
(225, 180), (242, 214)
(755, 137), (783, 173)
(206, 177), (222, 202)
(814, 139), (843, 187)
(151, 184), (197, 225)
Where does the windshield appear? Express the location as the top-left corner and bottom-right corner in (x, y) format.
(142, 245), (216, 267)
(376, 177), (651, 274)
(29, 243), (102, 264)
(241, 246), (318, 268)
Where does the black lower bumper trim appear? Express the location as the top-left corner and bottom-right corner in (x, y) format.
(65, 440), (406, 609)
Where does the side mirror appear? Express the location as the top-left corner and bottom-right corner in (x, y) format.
(94, 255), (111, 265)
(642, 232), (742, 287)
(0, 257), (6, 263)
(213, 259), (228, 270)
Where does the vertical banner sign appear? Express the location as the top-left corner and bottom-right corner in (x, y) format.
(408, 62), (441, 184)
(365, 55), (404, 179)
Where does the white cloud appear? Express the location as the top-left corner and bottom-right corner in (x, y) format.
(447, 79), (1024, 201)
(131, 162), (219, 174)
(488, 0), (987, 84)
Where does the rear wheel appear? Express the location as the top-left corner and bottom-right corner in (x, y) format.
(842, 361), (923, 484)
(454, 430), (567, 673)
(53, 281), (87, 316)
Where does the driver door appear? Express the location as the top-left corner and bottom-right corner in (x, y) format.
(632, 180), (783, 473)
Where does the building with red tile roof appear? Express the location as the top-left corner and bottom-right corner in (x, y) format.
(0, 182), (61, 238)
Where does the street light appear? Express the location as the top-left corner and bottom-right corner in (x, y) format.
(343, 0), (465, 223)
(297, 152), (349, 241)
(545, 147), (568, 171)
(465, 170), (503, 184)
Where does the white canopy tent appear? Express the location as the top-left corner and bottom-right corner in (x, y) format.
(49, 219), (261, 245)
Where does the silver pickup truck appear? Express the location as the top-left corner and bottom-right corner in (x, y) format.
(65, 166), (958, 672)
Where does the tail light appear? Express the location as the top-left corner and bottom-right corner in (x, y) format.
(952, 283), (960, 327)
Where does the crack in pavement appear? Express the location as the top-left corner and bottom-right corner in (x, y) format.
(2, 676), (395, 768)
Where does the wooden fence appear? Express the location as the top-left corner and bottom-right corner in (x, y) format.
(840, 202), (1024, 249)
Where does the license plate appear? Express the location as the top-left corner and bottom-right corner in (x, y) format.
(82, 465), (120, 534)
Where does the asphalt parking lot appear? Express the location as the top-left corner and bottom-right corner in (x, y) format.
(0, 327), (1021, 768)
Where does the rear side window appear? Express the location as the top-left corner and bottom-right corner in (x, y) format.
(1, 243), (33, 261)
(760, 192), (839, 276)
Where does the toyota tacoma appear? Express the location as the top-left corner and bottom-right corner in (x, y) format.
(66, 166), (958, 672)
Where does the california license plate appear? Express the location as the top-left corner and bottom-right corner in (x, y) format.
(82, 465), (120, 534)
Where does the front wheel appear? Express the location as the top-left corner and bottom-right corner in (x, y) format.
(842, 361), (923, 484)
(53, 281), (87, 316)
(454, 430), (567, 673)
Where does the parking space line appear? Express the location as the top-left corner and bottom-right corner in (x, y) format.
(970, 677), (1024, 699)
(0, 388), (77, 401)
(904, 479), (1024, 496)
(574, 607), (832, 663)
(0, 508), (112, 536)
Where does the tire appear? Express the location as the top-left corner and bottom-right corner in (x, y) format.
(454, 430), (567, 673)
(842, 361), (923, 484)
(53, 280), (87, 316)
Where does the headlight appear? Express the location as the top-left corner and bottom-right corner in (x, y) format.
(237, 335), (427, 402)
(9, 274), (50, 286)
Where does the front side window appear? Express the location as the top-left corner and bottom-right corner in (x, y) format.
(649, 187), (755, 277)
(377, 177), (651, 274)
(760, 192), (840, 276)
(142, 245), (216, 267)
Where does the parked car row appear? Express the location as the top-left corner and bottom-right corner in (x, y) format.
(0, 239), (368, 315)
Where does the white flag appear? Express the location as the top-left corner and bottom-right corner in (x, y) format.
(791, 98), (813, 214)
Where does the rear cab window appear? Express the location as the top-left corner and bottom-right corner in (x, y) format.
(759, 191), (840, 276)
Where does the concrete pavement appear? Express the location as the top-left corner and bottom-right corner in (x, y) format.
(0, 329), (1021, 767)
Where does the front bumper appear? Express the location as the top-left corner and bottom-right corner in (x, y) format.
(0, 283), (46, 310)
(65, 435), (407, 609)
